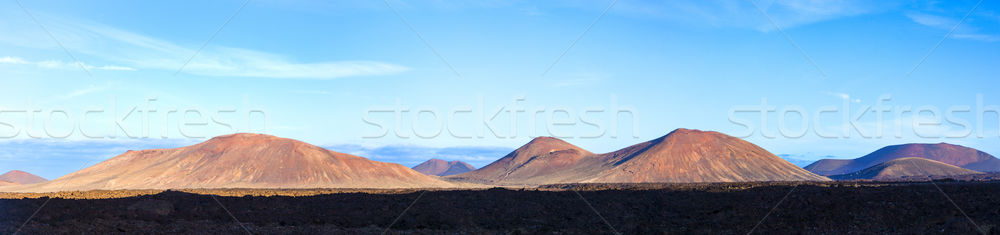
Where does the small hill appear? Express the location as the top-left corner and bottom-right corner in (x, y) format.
(447, 137), (602, 184)
(803, 159), (852, 175)
(6, 133), (453, 192)
(805, 143), (1000, 175)
(0, 170), (48, 184)
(830, 157), (983, 180)
(412, 159), (476, 176)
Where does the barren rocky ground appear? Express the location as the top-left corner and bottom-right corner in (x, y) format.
(2, 181), (999, 234)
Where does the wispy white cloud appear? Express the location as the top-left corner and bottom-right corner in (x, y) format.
(0, 56), (29, 64)
(93, 65), (136, 71)
(171, 47), (409, 79)
(0, 13), (407, 79)
(31, 82), (119, 105)
(752, 0), (876, 31)
(951, 33), (1000, 42)
(0, 56), (135, 71)
(361, 1), (882, 32)
(611, 0), (887, 31)
(63, 84), (109, 99)
(906, 12), (999, 42)
(907, 12), (954, 28)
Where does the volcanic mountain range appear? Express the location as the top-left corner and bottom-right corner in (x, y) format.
(829, 157), (983, 180)
(7, 129), (996, 192)
(805, 143), (1000, 176)
(447, 128), (830, 184)
(1, 129), (829, 192)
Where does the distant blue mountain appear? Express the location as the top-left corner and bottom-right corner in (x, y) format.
(778, 154), (839, 168)
(325, 144), (513, 168)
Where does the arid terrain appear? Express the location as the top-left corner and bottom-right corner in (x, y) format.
(3, 131), (998, 234)
(2, 181), (998, 234)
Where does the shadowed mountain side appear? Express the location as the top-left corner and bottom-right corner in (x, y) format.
(830, 157), (983, 180)
(803, 159), (852, 174)
(806, 143), (1000, 175)
(3, 133), (452, 192)
(0, 170), (48, 184)
(412, 159), (476, 176)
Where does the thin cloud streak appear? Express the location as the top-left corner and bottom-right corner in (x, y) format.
(1, 14), (408, 79)
(906, 11), (998, 42)
(0, 56), (135, 71)
(611, 0), (883, 32)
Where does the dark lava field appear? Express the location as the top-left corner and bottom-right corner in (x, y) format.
(2, 181), (999, 234)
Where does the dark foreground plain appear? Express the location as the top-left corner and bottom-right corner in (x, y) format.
(2, 181), (999, 234)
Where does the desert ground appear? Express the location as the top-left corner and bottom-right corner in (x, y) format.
(2, 180), (999, 234)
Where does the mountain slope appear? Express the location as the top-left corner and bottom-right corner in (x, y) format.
(829, 157), (983, 180)
(447, 137), (604, 184)
(587, 129), (830, 183)
(803, 159), (852, 175)
(0, 170), (48, 184)
(449, 129), (830, 184)
(412, 159), (476, 176)
(8, 133), (452, 192)
(805, 143), (1000, 175)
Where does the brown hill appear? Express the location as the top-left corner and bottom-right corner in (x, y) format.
(805, 143), (1000, 175)
(412, 159), (476, 176)
(0, 180), (17, 186)
(0, 170), (48, 184)
(801, 159), (851, 175)
(829, 157), (983, 180)
(448, 129), (829, 184)
(587, 129), (830, 183)
(447, 137), (603, 184)
(6, 133), (452, 192)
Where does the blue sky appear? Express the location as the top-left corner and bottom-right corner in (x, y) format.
(1, 0), (998, 179)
